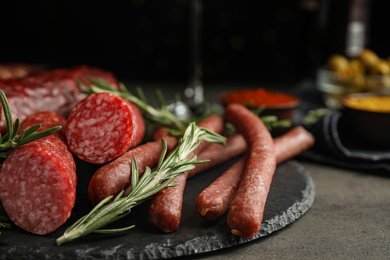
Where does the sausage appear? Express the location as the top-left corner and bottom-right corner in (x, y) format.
(187, 133), (247, 179)
(0, 65), (119, 135)
(273, 126), (315, 164)
(88, 126), (178, 206)
(66, 92), (145, 164)
(147, 115), (224, 232)
(224, 103), (276, 239)
(196, 126), (315, 221)
(196, 155), (247, 221)
(0, 111), (77, 235)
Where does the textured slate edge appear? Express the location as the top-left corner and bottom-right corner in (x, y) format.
(139, 160), (316, 259)
(0, 161), (315, 260)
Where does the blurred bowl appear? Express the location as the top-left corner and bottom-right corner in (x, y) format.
(317, 68), (390, 109)
(341, 93), (390, 147)
(220, 88), (300, 136)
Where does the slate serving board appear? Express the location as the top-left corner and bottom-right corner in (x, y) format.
(0, 159), (315, 259)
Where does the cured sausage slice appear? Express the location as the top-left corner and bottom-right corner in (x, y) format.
(0, 65), (119, 135)
(66, 92), (145, 164)
(0, 111), (77, 235)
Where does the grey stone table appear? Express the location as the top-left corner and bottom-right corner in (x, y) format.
(190, 161), (390, 260)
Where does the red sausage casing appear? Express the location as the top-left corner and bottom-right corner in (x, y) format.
(147, 115), (224, 232)
(225, 103), (276, 239)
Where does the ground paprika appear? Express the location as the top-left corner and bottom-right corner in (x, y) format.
(220, 88), (298, 108)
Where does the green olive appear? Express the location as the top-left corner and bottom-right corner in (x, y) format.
(370, 59), (390, 75)
(358, 49), (379, 69)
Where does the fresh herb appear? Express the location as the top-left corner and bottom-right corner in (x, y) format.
(222, 106), (292, 135)
(0, 90), (61, 159)
(56, 122), (226, 245)
(0, 205), (11, 233)
(303, 108), (330, 126)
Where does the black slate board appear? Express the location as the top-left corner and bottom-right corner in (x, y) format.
(0, 159), (315, 259)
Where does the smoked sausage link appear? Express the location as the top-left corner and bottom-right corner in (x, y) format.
(224, 103), (276, 239)
(196, 156), (247, 221)
(88, 126), (179, 206)
(187, 133), (247, 179)
(147, 115), (224, 232)
(0, 111), (77, 235)
(195, 126), (315, 221)
(273, 126), (315, 164)
(66, 92), (145, 164)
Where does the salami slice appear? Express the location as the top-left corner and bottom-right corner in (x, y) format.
(0, 111), (77, 235)
(66, 92), (145, 164)
(88, 126), (178, 206)
(0, 65), (119, 135)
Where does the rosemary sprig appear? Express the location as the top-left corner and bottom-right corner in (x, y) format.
(56, 122), (226, 245)
(78, 78), (187, 129)
(0, 90), (62, 159)
(303, 108), (330, 126)
(0, 205), (11, 233)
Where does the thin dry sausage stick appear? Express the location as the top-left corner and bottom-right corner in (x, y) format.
(196, 155), (247, 221)
(187, 133), (247, 179)
(147, 115), (224, 232)
(273, 126), (315, 164)
(224, 103), (276, 239)
(88, 126), (178, 206)
(196, 126), (315, 221)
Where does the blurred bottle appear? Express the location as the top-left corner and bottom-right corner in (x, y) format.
(317, 0), (371, 64)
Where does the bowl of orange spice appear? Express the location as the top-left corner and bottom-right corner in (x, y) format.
(342, 93), (390, 147)
(220, 88), (300, 135)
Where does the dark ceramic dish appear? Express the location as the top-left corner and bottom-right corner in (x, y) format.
(220, 89), (300, 136)
(342, 93), (390, 147)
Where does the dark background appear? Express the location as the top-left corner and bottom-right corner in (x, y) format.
(1, 0), (388, 86)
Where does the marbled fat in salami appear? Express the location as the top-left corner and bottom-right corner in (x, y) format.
(0, 111), (77, 235)
(66, 92), (145, 164)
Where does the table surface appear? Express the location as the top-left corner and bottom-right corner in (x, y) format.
(186, 161), (390, 260)
(124, 81), (390, 259)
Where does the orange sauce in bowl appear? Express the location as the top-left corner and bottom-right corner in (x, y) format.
(220, 88), (298, 108)
(343, 96), (390, 113)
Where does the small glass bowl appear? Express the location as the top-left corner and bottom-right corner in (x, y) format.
(317, 68), (390, 109)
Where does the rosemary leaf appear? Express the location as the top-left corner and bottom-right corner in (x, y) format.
(0, 90), (14, 138)
(15, 126), (62, 147)
(56, 122), (226, 245)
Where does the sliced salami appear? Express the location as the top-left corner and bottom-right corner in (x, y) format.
(0, 111), (77, 235)
(0, 65), (119, 135)
(66, 92), (145, 164)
